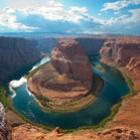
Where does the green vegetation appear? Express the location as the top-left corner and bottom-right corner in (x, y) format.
(0, 87), (11, 108)
(122, 73), (136, 95)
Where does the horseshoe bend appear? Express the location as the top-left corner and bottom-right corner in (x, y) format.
(27, 39), (103, 112)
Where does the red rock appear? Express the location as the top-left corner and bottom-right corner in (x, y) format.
(28, 39), (93, 100)
(100, 39), (140, 67)
(51, 39), (93, 91)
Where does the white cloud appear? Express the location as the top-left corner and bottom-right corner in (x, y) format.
(100, 8), (140, 27)
(0, 0), (90, 31)
(0, 0), (139, 34)
(5, 0), (59, 8)
(0, 8), (38, 31)
(17, 3), (88, 23)
(101, 0), (140, 11)
(118, 8), (140, 25)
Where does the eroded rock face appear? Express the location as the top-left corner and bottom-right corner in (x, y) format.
(28, 39), (93, 100)
(0, 37), (41, 85)
(0, 103), (11, 140)
(100, 39), (140, 67)
(100, 37), (140, 133)
(100, 38), (140, 88)
(51, 39), (93, 91)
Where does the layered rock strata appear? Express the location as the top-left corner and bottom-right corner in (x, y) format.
(100, 37), (140, 132)
(28, 39), (93, 100)
(0, 37), (41, 84)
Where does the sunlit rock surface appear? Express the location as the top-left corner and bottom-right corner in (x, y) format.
(28, 39), (93, 100)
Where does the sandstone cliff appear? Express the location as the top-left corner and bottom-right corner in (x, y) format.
(36, 37), (106, 55)
(100, 37), (140, 67)
(100, 37), (140, 89)
(76, 37), (106, 55)
(100, 37), (140, 133)
(28, 39), (93, 100)
(0, 37), (41, 84)
(51, 39), (93, 92)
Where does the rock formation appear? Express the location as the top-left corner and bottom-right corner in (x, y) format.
(0, 37), (41, 85)
(100, 38), (140, 67)
(28, 39), (93, 100)
(12, 124), (140, 140)
(0, 103), (11, 140)
(100, 37), (140, 134)
(100, 37), (140, 88)
(51, 39), (93, 93)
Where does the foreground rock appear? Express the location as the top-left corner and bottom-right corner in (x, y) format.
(0, 103), (11, 140)
(12, 124), (140, 140)
(28, 39), (93, 101)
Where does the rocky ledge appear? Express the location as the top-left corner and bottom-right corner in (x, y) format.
(0, 103), (11, 140)
(12, 124), (140, 140)
(27, 39), (98, 112)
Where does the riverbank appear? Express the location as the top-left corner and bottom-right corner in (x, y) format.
(73, 66), (136, 132)
(107, 67), (140, 131)
(99, 57), (140, 132)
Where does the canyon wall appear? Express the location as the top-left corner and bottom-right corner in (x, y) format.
(36, 37), (106, 55)
(0, 37), (41, 84)
(100, 37), (140, 89)
(100, 38), (140, 67)
(100, 37), (140, 132)
(36, 38), (58, 53)
(76, 37), (106, 55)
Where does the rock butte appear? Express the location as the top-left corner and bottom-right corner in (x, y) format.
(28, 39), (93, 101)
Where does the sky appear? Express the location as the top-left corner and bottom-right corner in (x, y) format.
(0, 0), (140, 35)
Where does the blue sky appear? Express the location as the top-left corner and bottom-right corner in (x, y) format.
(0, 0), (140, 35)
